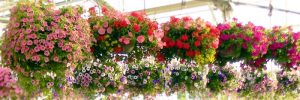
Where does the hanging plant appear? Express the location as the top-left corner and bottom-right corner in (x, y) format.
(1, 2), (92, 98)
(165, 59), (208, 96)
(276, 70), (300, 97)
(216, 19), (269, 69)
(238, 67), (277, 98)
(88, 6), (163, 62)
(206, 65), (239, 94)
(124, 57), (165, 97)
(160, 16), (219, 66)
(73, 59), (125, 99)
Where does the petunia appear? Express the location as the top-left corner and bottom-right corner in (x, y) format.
(137, 35), (145, 43)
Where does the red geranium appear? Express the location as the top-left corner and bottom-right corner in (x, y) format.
(194, 41), (201, 47)
(133, 23), (140, 32)
(181, 34), (188, 41)
(183, 43), (190, 50)
(168, 40), (175, 47)
(176, 40), (183, 49)
(97, 35), (106, 41)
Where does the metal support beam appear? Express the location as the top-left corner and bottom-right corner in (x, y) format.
(137, 0), (211, 15)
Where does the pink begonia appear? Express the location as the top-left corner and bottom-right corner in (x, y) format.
(137, 35), (145, 43)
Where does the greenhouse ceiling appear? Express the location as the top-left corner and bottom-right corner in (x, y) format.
(1, 0), (300, 33)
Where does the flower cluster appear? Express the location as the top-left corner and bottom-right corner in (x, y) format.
(0, 67), (21, 98)
(287, 32), (300, 69)
(276, 70), (300, 96)
(88, 6), (163, 61)
(160, 16), (219, 65)
(165, 59), (208, 95)
(1, 2), (92, 97)
(265, 26), (293, 69)
(216, 19), (269, 69)
(73, 59), (125, 98)
(124, 58), (165, 96)
(206, 65), (239, 94)
(238, 67), (277, 97)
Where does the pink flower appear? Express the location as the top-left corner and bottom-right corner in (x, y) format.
(53, 56), (59, 62)
(157, 41), (166, 49)
(44, 51), (50, 56)
(103, 22), (109, 28)
(148, 35), (154, 42)
(107, 27), (112, 34)
(128, 32), (133, 37)
(98, 27), (106, 35)
(27, 40), (33, 46)
(123, 37), (130, 45)
(45, 57), (49, 62)
(32, 55), (40, 61)
(34, 46), (40, 52)
(67, 54), (72, 60)
(137, 35), (145, 43)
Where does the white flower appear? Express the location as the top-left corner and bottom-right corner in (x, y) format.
(147, 76), (150, 79)
(143, 79), (147, 84)
(82, 69), (86, 73)
(87, 67), (90, 71)
(96, 59), (100, 62)
(101, 73), (106, 77)
(194, 83), (199, 88)
(134, 76), (138, 79)
(67, 63), (71, 67)
(175, 72), (179, 76)
(111, 67), (114, 72)
(197, 71), (201, 75)
(93, 62), (98, 66)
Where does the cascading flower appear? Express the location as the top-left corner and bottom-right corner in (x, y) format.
(276, 70), (300, 96)
(1, 2), (92, 98)
(0, 67), (21, 98)
(215, 19), (269, 69)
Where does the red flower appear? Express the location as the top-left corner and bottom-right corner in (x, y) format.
(212, 40), (219, 49)
(183, 43), (190, 50)
(170, 16), (179, 24)
(180, 59), (185, 64)
(101, 6), (108, 14)
(97, 35), (106, 41)
(119, 18), (130, 28)
(89, 7), (96, 15)
(181, 34), (188, 41)
(147, 29), (153, 35)
(90, 47), (94, 52)
(162, 36), (171, 42)
(131, 11), (144, 22)
(133, 23), (140, 32)
(113, 46), (123, 53)
(194, 41), (201, 47)
(176, 40), (183, 49)
(156, 53), (165, 62)
(186, 50), (195, 57)
(168, 40), (175, 47)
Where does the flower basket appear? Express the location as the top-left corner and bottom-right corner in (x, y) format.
(88, 6), (163, 62)
(1, 2), (92, 98)
(160, 16), (219, 66)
